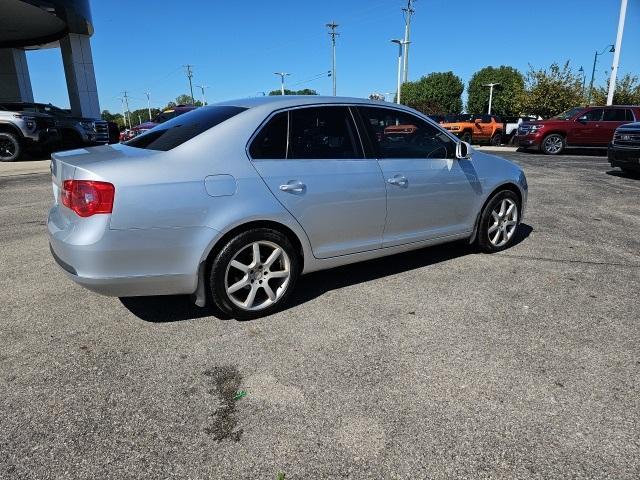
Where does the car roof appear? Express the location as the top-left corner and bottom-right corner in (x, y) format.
(212, 95), (402, 110)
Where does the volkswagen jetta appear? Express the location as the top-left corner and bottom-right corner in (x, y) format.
(48, 96), (528, 319)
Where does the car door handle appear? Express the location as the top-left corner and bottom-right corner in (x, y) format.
(387, 175), (408, 187)
(279, 181), (306, 193)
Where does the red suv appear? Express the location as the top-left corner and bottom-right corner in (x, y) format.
(518, 105), (640, 155)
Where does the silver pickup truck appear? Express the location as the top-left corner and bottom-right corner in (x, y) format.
(0, 105), (59, 162)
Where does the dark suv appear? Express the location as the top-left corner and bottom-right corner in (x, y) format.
(1, 102), (109, 149)
(518, 105), (640, 155)
(608, 122), (640, 173)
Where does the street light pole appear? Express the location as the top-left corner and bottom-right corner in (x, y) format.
(145, 92), (152, 120)
(274, 72), (290, 95)
(391, 40), (407, 104)
(587, 45), (614, 105)
(196, 85), (209, 105)
(607, 0), (628, 105)
(483, 83), (500, 114)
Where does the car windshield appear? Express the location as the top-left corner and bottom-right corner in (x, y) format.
(125, 105), (247, 151)
(551, 107), (584, 120)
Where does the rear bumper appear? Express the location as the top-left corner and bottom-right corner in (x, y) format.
(48, 205), (220, 297)
(608, 143), (640, 171)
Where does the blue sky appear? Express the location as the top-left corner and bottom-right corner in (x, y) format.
(26, 0), (640, 114)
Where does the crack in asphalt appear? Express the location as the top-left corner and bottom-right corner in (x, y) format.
(497, 253), (640, 268)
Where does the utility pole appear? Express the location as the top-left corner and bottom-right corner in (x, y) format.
(195, 85), (209, 105)
(483, 83), (500, 114)
(144, 92), (152, 120)
(607, 0), (628, 105)
(121, 90), (131, 129)
(587, 45), (614, 105)
(401, 0), (415, 83)
(326, 21), (339, 96)
(391, 39), (409, 104)
(578, 67), (585, 99)
(274, 72), (290, 95)
(183, 64), (195, 104)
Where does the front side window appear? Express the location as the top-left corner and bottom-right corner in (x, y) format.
(358, 106), (456, 159)
(125, 106), (247, 151)
(581, 109), (604, 121)
(288, 106), (360, 159)
(603, 109), (627, 121)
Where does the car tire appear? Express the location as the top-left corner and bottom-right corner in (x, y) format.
(0, 131), (22, 162)
(490, 133), (503, 146)
(461, 131), (472, 144)
(209, 228), (300, 320)
(477, 190), (521, 253)
(541, 133), (564, 155)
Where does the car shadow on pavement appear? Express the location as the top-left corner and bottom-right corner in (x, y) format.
(606, 169), (640, 180)
(120, 223), (533, 323)
(287, 223), (533, 311)
(119, 296), (231, 323)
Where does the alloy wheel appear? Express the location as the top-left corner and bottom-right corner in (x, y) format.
(0, 137), (18, 161)
(487, 198), (518, 247)
(224, 240), (291, 311)
(543, 135), (563, 154)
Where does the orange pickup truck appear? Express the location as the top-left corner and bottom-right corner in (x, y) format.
(441, 114), (504, 145)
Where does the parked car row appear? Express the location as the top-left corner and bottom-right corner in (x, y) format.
(119, 105), (198, 142)
(431, 114), (537, 146)
(0, 102), (119, 162)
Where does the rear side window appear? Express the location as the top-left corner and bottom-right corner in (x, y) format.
(250, 112), (288, 159)
(603, 109), (631, 121)
(126, 106), (247, 151)
(289, 107), (360, 159)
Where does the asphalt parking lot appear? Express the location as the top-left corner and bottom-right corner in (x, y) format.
(1, 150), (639, 479)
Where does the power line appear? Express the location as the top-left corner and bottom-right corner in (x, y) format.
(289, 71), (332, 87)
(326, 21), (339, 96)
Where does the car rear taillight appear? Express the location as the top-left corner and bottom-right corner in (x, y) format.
(61, 180), (115, 217)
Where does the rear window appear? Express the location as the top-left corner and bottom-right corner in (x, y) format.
(125, 106), (247, 151)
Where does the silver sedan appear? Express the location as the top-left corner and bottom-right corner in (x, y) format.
(48, 96), (527, 319)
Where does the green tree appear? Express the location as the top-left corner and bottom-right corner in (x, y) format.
(174, 94), (203, 106)
(268, 89), (318, 96)
(521, 62), (584, 118)
(591, 73), (640, 105)
(400, 71), (463, 114)
(467, 66), (525, 116)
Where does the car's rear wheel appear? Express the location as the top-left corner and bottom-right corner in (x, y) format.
(541, 133), (564, 155)
(490, 132), (503, 146)
(209, 228), (299, 320)
(461, 131), (472, 143)
(477, 190), (521, 253)
(0, 132), (21, 162)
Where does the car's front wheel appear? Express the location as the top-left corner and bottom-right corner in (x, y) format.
(477, 190), (521, 253)
(541, 133), (564, 155)
(209, 228), (299, 319)
(0, 132), (22, 162)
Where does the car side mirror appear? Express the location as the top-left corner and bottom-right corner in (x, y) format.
(577, 115), (588, 123)
(456, 141), (471, 160)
